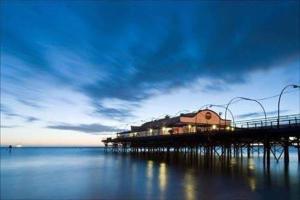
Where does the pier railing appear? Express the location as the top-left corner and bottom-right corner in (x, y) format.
(233, 114), (300, 129)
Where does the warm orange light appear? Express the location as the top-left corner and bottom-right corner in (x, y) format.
(161, 127), (166, 134)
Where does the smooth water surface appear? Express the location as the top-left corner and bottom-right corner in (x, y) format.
(1, 147), (300, 200)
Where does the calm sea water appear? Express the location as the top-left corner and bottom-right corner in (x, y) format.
(1, 147), (299, 200)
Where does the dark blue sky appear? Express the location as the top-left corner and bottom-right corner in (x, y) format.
(1, 1), (299, 146)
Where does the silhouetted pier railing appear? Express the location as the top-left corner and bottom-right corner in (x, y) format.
(234, 114), (300, 129)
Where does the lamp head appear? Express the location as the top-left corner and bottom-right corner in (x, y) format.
(292, 85), (300, 88)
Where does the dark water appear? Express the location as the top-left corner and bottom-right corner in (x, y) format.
(1, 148), (300, 200)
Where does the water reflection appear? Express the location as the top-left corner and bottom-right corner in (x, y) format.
(246, 158), (257, 191)
(146, 160), (153, 200)
(247, 158), (255, 171)
(132, 151), (300, 199)
(230, 157), (237, 166)
(146, 160), (153, 179)
(248, 177), (257, 191)
(1, 148), (299, 200)
(158, 163), (167, 192)
(184, 169), (196, 200)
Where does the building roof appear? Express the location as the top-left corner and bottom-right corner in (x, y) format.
(180, 112), (197, 117)
(117, 109), (229, 134)
(117, 116), (183, 134)
(137, 116), (181, 130)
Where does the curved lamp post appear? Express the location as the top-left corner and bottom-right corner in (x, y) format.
(225, 97), (267, 126)
(277, 84), (300, 127)
(199, 104), (214, 111)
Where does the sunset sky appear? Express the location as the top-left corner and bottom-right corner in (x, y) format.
(1, 1), (299, 146)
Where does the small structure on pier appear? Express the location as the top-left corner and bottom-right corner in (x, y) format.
(117, 109), (231, 138)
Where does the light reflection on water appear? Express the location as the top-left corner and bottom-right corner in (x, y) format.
(146, 160), (153, 200)
(1, 147), (300, 200)
(159, 163), (167, 193)
(184, 169), (196, 200)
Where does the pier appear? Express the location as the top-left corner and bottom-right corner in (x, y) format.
(102, 114), (300, 169)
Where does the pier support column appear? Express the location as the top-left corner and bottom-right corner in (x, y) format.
(284, 137), (289, 164)
(267, 143), (270, 168)
(263, 140), (270, 171)
(298, 137), (300, 163)
(263, 145), (266, 162)
(247, 144), (251, 158)
(240, 146), (243, 158)
(227, 146), (231, 158)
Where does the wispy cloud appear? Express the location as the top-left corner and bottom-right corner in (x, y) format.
(93, 103), (134, 120)
(0, 103), (11, 113)
(17, 99), (43, 109)
(1, 104), (40, 123)
(201, 80), (232, 92)
(26, 116), (39, 122)
(46, 123), (124, 135)
(0, 125), (20, 128)
(236, 110), (289, 119)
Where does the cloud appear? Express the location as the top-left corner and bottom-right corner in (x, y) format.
(236, 110), (289, 119)
(0, 104), (11, 113)
(201, 79), (231, 92)
(90, 99), (140, 120)
(25, 116), (39, 122)
(1, 104), (40, 123)
(1, 1), (299, 120)
(0, 125), (20, 128)
(94, 105), (134, 120)
(82, 2), (299, 118)
(46, 123), (124, 134)
(17, 99), (43, 109)
(80, 2), (299, 103)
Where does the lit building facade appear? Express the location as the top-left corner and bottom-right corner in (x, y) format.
(117, 109), (231, 138)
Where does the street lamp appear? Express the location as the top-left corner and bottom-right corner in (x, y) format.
(225, 97), (267, 126)
(277, 84), (300, 127)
